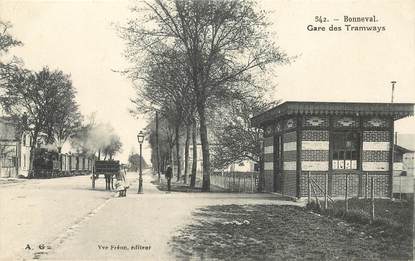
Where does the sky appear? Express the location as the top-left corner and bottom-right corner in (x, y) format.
(1, 0), (414, 163)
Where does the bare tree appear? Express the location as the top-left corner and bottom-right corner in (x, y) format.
(127, 46), (195, 181)
(121, 0), (288, 191)
(183, 123), (190, 184)
(40, 71), (82, 150)
(0, 20), (22, 84)
(190, 119), (198, 188)
(212, 97), (276, 168)
(52, 102), (82, 153)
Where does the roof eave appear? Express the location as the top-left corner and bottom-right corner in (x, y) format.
(251, 102), (414, 127)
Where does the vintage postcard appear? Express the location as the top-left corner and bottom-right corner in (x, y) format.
(0, 0), (414, 260)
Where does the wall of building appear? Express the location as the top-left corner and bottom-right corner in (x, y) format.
(18, 132), (31, 177)
(0, 119), (18, 178)
(264, 115), (394, 198)
(225, 161), (256, 172)
(282, 129), (297, 197)
(362, 131), (390, 171)
(0, 141), (18, 178)
(299, 128), (330, 197)
(361, 121), (391, 197)
(293, 116), (330, 197)
(393, 152), (414, 194)
(263, 136), (274, 192)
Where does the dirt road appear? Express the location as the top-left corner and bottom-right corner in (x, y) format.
(1, 170), (299, 260)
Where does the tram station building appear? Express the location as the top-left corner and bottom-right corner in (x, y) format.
(251, 101), (414, 198)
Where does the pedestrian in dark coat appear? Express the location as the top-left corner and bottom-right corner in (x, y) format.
(165, 165), (172, 192)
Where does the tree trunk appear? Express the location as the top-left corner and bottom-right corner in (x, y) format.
(156, 111), (160, 179)
(184, 124), (190, 184)
(160, 155), (164, 173)
(29, 146), (35, 178)
(175, 123), (181, 182)
(46, 126), (54, 144)
(257, 156), (264, 192)
(198, 104), (210, 192)
(190, 120), (197, 188)
(162, 154), (167, 173)
(28, 129), (39, 179)
(98, 149), (101, 160)
(170, 147), (174, 170)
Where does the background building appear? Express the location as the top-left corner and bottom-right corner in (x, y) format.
(0, 118), (18, 178)
(393, 144), (414, 198)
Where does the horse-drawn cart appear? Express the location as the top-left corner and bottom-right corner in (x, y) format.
(92, 160), (120, 190)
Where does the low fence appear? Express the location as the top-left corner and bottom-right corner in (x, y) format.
(307, 172), (388, 222)
(393, 175), (414, 196)
(0, 166), (16, 178)
(210, 171), (259, 192)
(301, 171), (391, 198)
(0, 157), (17, 178)
(32, 169), (91, 178)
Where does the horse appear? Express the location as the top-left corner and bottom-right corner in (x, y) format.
(104, 173), (114, 190)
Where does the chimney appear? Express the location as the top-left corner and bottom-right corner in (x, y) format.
(391, 81), (397, 103)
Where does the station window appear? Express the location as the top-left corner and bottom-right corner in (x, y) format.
(332, 131), (360, 170)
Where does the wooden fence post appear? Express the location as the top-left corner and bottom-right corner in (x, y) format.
(224, 173), (226, 190)
(345, 173), (348, 212)
(233, 172), (235, 192)
(251, 172), (254, 193)
(307, 171), (311, 205)
(92, 161), (95, 190)
(224, 173), (227, 190)
(399, 176), (402, 200)
(324, 172), (328, 209)
(371, 177), (375, 223)
(233, 174), (236, 192)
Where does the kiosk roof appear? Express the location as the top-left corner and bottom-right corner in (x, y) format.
(251, 101), (414, 127)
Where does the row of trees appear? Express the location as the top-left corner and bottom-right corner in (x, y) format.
(120, 0), (289, 191)
(0, 21), (122, 173)
(128, 152), (148, 172)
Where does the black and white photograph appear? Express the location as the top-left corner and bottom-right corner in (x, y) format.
(0, 0), (414, 260)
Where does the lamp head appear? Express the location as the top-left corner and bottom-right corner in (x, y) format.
(137, 130), (144, 144)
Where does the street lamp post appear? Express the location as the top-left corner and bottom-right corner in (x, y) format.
(137, 130), (144, 194)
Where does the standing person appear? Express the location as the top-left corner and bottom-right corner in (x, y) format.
(165, 164), (172, 192)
